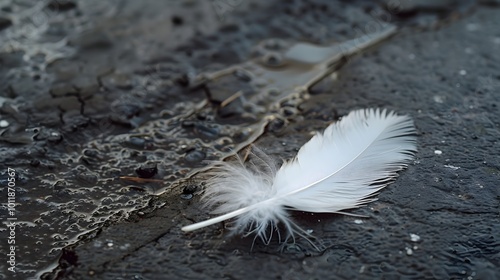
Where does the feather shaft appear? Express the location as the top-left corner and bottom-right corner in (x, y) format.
(182, 198), (278, 232)
(182, 207), (250, 232)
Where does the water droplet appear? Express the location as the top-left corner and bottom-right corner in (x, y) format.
(405, 247), (413, 255)
(410, 233), (421, 242)
(0, 120), (9, 127)
(433, 95), (444, 103)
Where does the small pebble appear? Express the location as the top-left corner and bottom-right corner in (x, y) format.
(135, 162), (158, 178)
(183, 184), (198, 194)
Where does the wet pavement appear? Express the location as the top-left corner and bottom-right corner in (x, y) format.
(0, 0), (499, 279)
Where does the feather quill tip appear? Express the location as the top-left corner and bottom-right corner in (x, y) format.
(182, 108), (417, 246)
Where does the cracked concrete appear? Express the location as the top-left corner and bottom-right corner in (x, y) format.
(0, 0), (499, 279)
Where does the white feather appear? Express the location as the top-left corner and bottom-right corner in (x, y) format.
(182, 108), (417, 245)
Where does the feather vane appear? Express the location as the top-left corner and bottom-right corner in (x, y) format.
(182, 108), (417, 244)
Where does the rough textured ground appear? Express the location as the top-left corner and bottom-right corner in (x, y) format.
(0, 0), (499, 279)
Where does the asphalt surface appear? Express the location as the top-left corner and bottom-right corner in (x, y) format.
(0, 0), (499, 279)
